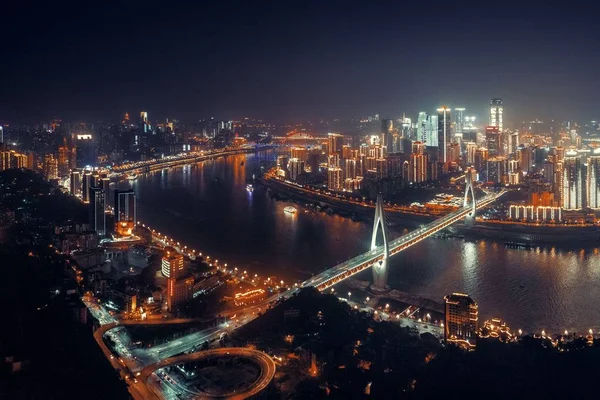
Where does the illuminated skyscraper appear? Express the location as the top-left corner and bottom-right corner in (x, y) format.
(140, 111), (149, 133)
(89, 187), (107, 237)
(381, 119), (394, 153)
(114, 189), (136, 224)
(561, 151), (582, 210)
(489, 98), (503, 132)
(328, 167), (343, 191)
(486, 157), (508, 184)
(444, 293), (478, 349)
(287, 158), (304, 181)
(82, 170), (94, 203)
(327, 132), (344, 157)
(43, 154), (58, 180)
(58, 141), (70, 177)
(70, 169), (82, 197)
(587, 150), (600, 209)
(437, 106), (451, 163)
(466, 142), (478, 164)
(167, 276), (194, 312)
(454, 107), (466, 137)
(485, 126), (502, 157)
(417, 112), (428, 143)
(409, 153), (428, 183)
(75, 134), (95, 168)
(161, 249), (185, 278)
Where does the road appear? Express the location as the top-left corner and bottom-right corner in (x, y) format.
(139, 348), (277, 400)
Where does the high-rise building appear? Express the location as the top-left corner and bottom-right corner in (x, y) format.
(140, 111), (149, 133)
(287, 158), (304, 181)
(58, 141), (70, 177)
(291, 147), (308, 161)
(409, 153), (428, 183)
(167, 276), (194, 312)
(70, 169), (82, 197)
(486, 157), (508, 184)
(454, 107), (466, 137)
(508, 132), (519, 156)
(327, 133), (344, 157)
(114, 189), (136, 224)
(161, 249), (185, 279)
(517, 147), (533, 172)
(381, 119), (394, 153)
(561, 151), (582, 210)
(587, 150), (600, 209)
(437, 106), (451, 163)
(463, 116), (477, 143)
(43, 154), (58, 180)
(417, 112), (429, 143)
(82, 170), (94, 203)
(327, 167), (343, 191)
(0, 151), (11, 171)
(485, 126), (502, 157)
(466, 142), (478, 165)
(345, 158), (357, 179)
(75, 134), (95, 168)
(444, 293), (478, 349)
(489, 98), (503, 132)
(89, 187), (107, 237)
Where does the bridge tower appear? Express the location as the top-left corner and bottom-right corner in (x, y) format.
(371, 193), (390, 290)
(464, 168), (476, 226)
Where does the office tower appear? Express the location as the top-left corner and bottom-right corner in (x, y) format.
(167, 276), (194, 312)
(70, 169), (82, 197)
(489, 98), (503, 132)
(485, 126), (502, 157)
(543, 159), (556, 185)
(486, 157), (508, 184)
(140, 111), (149, 133)
(100, 176), (110, 191)
(409, 152), (428, 183)
(82, 170), (93, 203)
(58, 141), (70, 177)
(417, 112), (428, 143)
(437, 106), (451, 163)
(508, 132), (519, 156)
(444, 293), (478, 349)
(517, 147), (533, 172)
(475, 148), (489, 177)
(328, 167), (343, 191)
(327, 132), (344, 157)
(587, 151), (600, 209)
(448, 143), (460, 163)
(43, 154), (58, 180)
(454, 108), (466, 137)
(561, 151), (582, 210)
(75, 133), (95, 168)
(12, 152), (28, 168)
(427, 115), (438, 147)
(161, 249), (185, 278)
(466, 142), (478, 164)
(0, 126), (3, 144)
(89, 187), (107, 236)
(462, 116), (477, 143)
(401, 116), (412, 139)
(381, 119), (394, 153)
(287, 158), (304, 181)
(114, 189), (136, 224)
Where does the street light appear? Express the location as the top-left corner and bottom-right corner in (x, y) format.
(348, 292), (352, 299)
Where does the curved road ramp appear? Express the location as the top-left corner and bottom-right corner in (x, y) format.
(141, 348), (276, 399)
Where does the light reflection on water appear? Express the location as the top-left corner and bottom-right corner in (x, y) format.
(127, 150), (600, 333)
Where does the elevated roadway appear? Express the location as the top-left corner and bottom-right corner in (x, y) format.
(140, 348), (276, 400)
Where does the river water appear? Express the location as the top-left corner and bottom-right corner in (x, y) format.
(127, 150), (600, 334)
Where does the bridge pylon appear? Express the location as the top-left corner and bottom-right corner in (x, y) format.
(464, 168), (476, 226)
(371, 193), (390, 290)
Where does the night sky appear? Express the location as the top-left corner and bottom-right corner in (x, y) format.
(2, 1), (599, 124)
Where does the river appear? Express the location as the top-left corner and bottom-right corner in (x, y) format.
(125, 149), (600, 334)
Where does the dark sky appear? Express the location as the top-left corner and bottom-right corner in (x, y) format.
(1, 1), (599, 124)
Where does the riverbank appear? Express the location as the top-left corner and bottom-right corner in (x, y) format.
(261, 175), (600, 246)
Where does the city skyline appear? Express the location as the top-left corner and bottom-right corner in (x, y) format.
(2, 2), (600, 122)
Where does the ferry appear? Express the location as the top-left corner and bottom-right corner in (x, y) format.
(246, 184), (254, 193)
(284, 206), (297, 214)
(127, 173), (138, 181)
